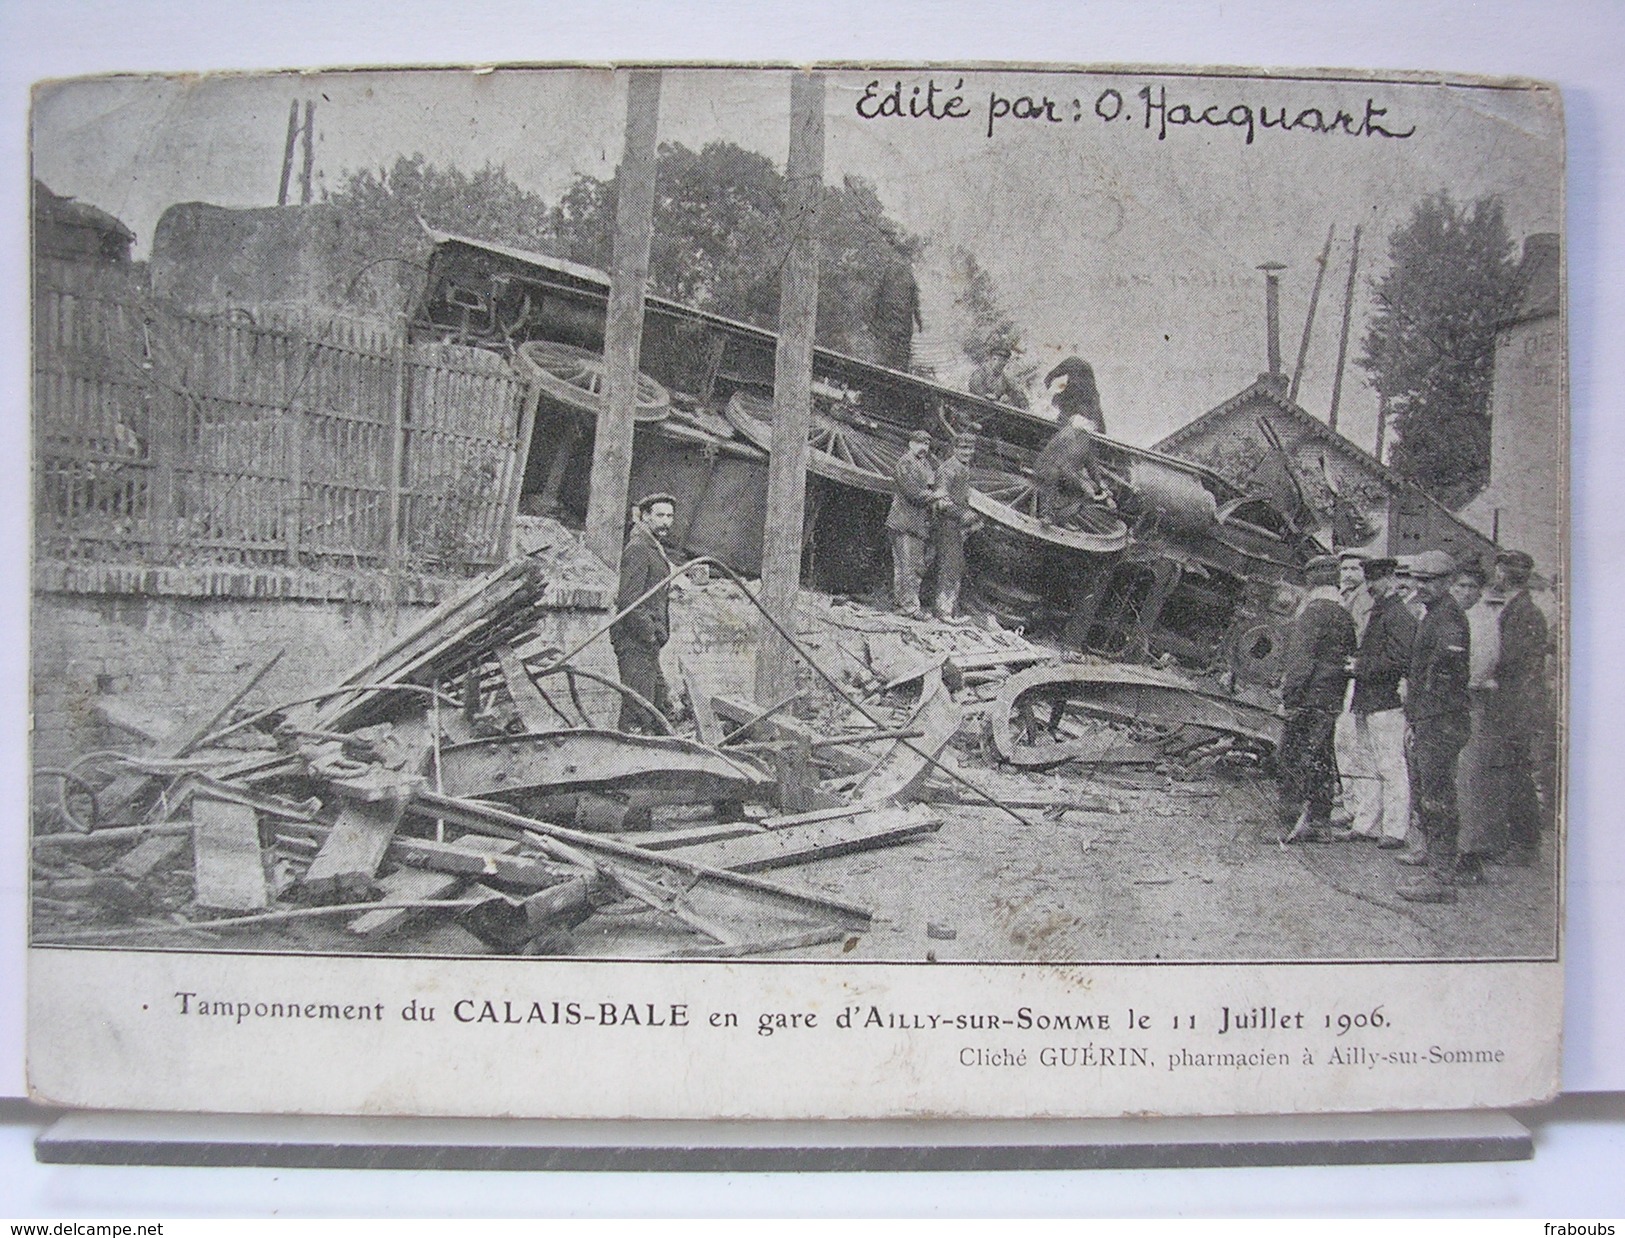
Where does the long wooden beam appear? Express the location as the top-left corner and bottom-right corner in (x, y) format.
(409, 790), (873, 928)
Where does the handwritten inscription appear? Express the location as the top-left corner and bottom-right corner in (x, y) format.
(852, 77), (1419, 145)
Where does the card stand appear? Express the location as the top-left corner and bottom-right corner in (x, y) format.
(36, 1109), (1532, 1172)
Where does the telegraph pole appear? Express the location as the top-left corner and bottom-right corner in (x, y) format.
(755, 72), (825, 704)
(1328, 225), (1362, 434)
(299, 100), (316, 205)
(277, 100), (299, 206)
(1289, 225), (1334, 404)
(584, 71), (662, 571)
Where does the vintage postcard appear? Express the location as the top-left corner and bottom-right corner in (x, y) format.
(26, 64), (1564, 1120)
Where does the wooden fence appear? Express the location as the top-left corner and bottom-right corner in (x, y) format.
(33, 260), (539, 575)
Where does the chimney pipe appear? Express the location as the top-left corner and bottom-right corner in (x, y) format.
(1258, 262), (1287, 386)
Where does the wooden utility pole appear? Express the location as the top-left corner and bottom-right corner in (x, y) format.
(278, 100), (300, 206)
(299, 100), (316, 205)
(1289, 224), (1334, 404)
(1328, 225), (1362, 433)
(584, 70), (662, 571)
(755, 72), (826, 705)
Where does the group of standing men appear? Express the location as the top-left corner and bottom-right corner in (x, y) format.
(1276, 546), (1552, 905)
(887, 429), (981, 621)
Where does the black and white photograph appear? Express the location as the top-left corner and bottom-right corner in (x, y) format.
(23, 62), (1567, 1120)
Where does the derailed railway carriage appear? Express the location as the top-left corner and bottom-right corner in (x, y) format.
(411, 229), (1318, 687)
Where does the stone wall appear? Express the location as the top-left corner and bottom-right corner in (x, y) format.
(1482, 314), (1565, 579)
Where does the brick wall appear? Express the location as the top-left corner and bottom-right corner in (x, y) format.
(30, 588), (624, 770)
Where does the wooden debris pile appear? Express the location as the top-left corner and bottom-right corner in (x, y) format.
(30, 558), (963, 958)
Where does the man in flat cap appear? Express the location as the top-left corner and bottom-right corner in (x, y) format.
(1332, 552), (1374, 830)
(612, 493), (678, 733)
(1398, 548), (1473, 903)
(871, 222), (923, 372)
(888, 430), (937, 619)
(1451, 558), (1504, 883)
(1044, 356), (1107, 435)
(1490, 548), (1551, 866)
(1346, 555), (1416, 848)
(1276, 554), (1358, 842)
(931, 431), (981, 621)
(1393, 556), (1427, 622)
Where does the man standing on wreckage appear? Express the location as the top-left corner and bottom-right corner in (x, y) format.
(887, 429), (937, 620)
(611, 493), (678, 734)
(1275, 554), (1358, 843)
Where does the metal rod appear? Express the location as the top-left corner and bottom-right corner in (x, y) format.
(412, 790), (874, 927)
(717, 691), (806, 746)
(1328, 225), (1362, 433)
(40, 897), (491, 942)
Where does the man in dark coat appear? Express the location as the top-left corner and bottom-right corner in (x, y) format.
(1277, 555), (1358, 842)
(931, 431), (980, 620)
(1347, 556), (1417, 848)
(1033, 414), (1111, 524)
(871, 232), (923, 372)
(887, 430), (936, 619)
(611, 493), (677, 733)
(1398, 549), (1473, 903)
(1490, 548), (1551, 866)
(1045, 356), (1106, 435)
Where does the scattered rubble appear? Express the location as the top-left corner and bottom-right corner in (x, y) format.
(31, 546), (1307, 959)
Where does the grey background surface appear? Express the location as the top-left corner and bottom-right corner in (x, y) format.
(1, 0), (1620, 1215)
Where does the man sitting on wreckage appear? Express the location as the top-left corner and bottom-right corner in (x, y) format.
(611, 492), (679, 734)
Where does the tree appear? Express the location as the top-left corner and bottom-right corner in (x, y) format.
(550, 141), (1016, 365)
(1359, 193), (1522, 507)
(950, 247), (1022, 368)
(322, 155), (555, 312)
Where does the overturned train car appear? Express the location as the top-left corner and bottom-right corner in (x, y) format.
(410, 230), (1319, 688)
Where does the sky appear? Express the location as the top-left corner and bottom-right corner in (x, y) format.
(31, 65), (1563, 451)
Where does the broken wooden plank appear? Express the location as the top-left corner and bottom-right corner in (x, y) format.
(672, 924), (847, 959)
(767, 732), (839, 813)
(345, 836), (522, 938)
(33, 821), (194, 851)
(316, 560), (550, 732)
(711, 695), (870, 776)
(112, 833), (189, 880)
(851, 669), (961, 804)
(495, 643), (557, 732)
(388, 835), (582, 891)
(191, 795), (268, 911)
(460, 877), (592, 951)
(275, 819), (579, 894)
(411, 790), (873, 929)
(347, 867), (465, 938)
(678, 655), (723, 746)
(673, 804), (941, 873)
(300, 791), (410, 903)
